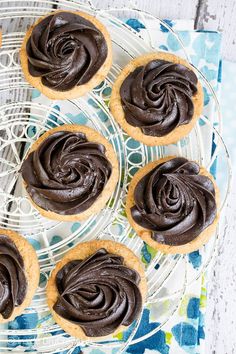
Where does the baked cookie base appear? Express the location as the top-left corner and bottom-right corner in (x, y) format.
(47, 239), (147, 340)
(22, 124), (119, 222)
(20, 10), (112, 100)
(0, 229), (39, 323)
(110, 52), (204, 146)
(126, 156), (220, 254)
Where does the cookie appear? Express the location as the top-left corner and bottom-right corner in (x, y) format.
(126, 156), (220, 254)
(47, 239), (147, 339)
(0, 229), (39, 323)
(20, 10), (112, 100)
(21, 124), (119, 222)
(110, 52), (204, 146)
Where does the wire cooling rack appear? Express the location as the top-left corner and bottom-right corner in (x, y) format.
(0, 1), (232, 353)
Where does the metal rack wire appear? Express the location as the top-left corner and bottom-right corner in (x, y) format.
(0, 1), (232, 353)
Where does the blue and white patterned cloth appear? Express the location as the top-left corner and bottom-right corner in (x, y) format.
(3, 19), (223, 354)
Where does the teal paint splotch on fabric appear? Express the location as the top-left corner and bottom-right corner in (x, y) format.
(102, 86), (112, 98)
(172, 322), (198, 348)
(71, 222), (81, 233)
(28, 238), (48, 260)
(218, 59), (222, 83)
(28, 238), (41, 251)
(25, 350), (37, 352)
(141, 243), (152, 264)
(159, 45), (169, 51)
(126, 137), (140, 150)
(203, 86), (210, 106)
(7, 313), (38, 349)
(47, 105), (61, 127)
(166, 31), (190, 51)
(155, 263), (160, 270)
(50, 235), (63, 246)
(89, 349), (105, 354)
(188, 251), (202, 269)
(125, 309), (169, 354)
(39, 272), (47, 288)
(98, 109), (109, 122)
(201, 66), (217, 83)
(160, 19), (174, 32)
(198, 311), (205, 342)
(66, 112), (88, 125)
(32, 89), (41, 99)
(85, 92), (109, 123)
(179, 31), (191, 46)
(192, 32), (221, 67)
(68, 348), (82, 354)
(126, 19), (145, 32)
(210, 136), (217, 177)
(94, 81), (105, 91)
(27, 124), (37, 138)
(167, 33), (182, 52)
(88, 98), (99, 108)
(198, 325), (205, 342)
(141, 243), (158, 266)
(187, 298), (200, 319)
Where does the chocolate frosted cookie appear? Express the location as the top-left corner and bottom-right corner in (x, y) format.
(20, 10), (112, 99)
(47, 240), (147, 339)
(21, 125), (118, 221)
(110, 53), (203, 146)
(126, 157), (220, 254)
(0, 229), (39, 323)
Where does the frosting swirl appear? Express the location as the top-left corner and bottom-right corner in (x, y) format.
(131, 157), (217, 245)
(120, 60), (198, 137)
(21, 131), (112, 215)
(26, 11), (108, 91)
(53, 248), (142, 337)
(0, 235), (27, 319)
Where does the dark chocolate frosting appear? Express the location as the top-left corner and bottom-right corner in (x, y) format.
(21, 131), (112, 215)
(120, 60), (198, 137)
(53, 248), (142, 337)
(131, 157), (217, 245)
(0, 235), (27, 319)
(26, 11), (108, 91)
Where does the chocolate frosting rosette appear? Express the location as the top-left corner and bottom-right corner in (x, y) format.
(0, 235), (27, 320)
(20, 11), (112, 99)
(110, 53), (203, 146)
(21, 125), (118, 221)
(0, 229), (39, 323)
(47, 240), (147, 339)
(126, 157), (219, 254)
(120, 60), (198, 136)
(53, 248), (142, 337)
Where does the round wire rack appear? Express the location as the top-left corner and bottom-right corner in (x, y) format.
(0, 1), (232, 353)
